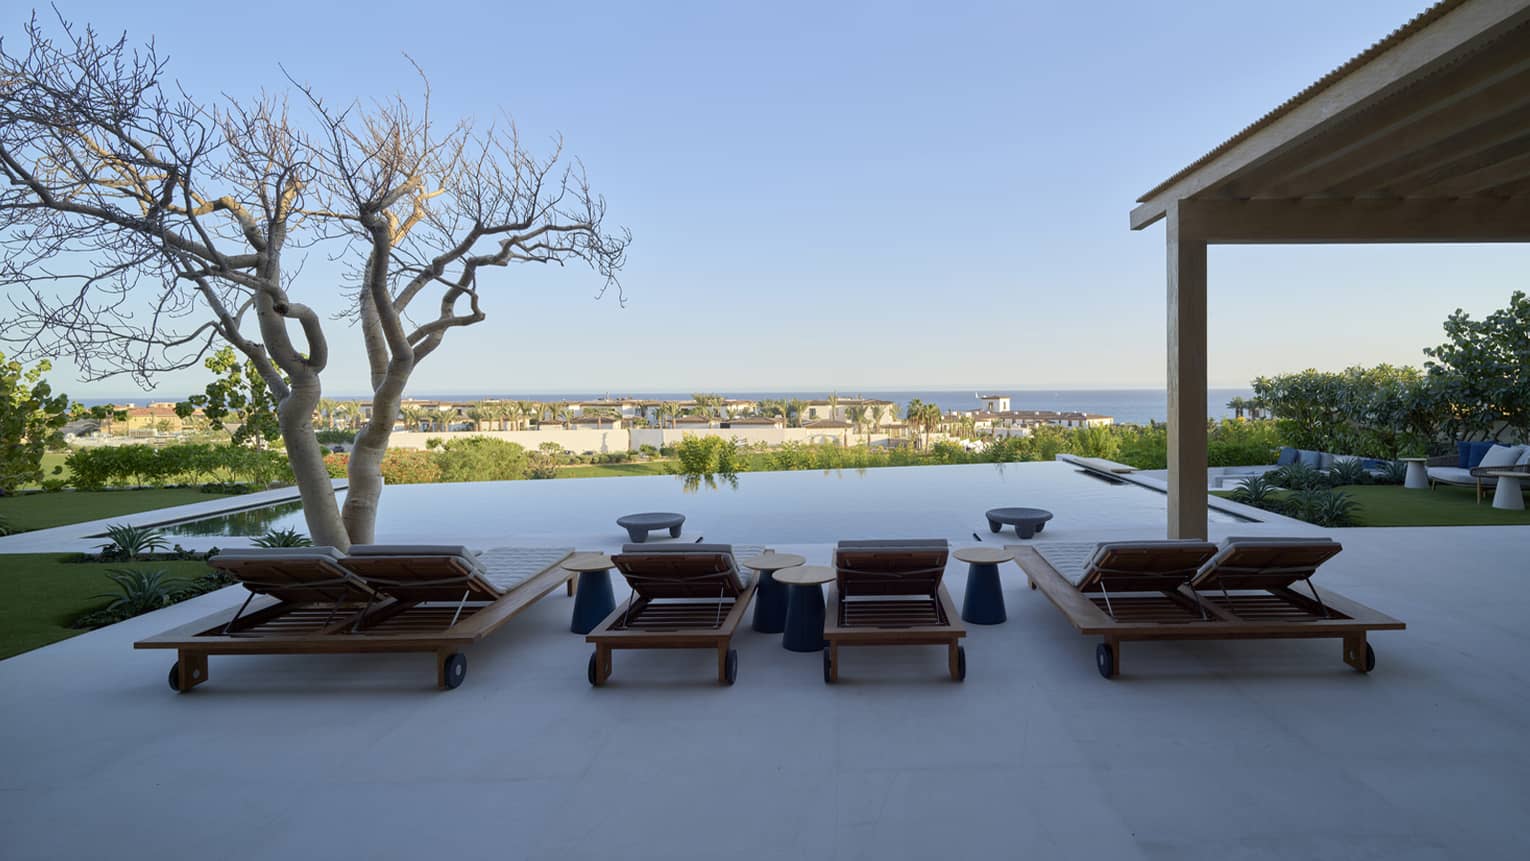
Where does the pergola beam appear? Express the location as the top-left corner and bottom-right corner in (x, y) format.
(1173, 197), (1530, 243)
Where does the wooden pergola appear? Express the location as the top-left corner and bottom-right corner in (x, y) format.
(1132, 0), (1530, 538)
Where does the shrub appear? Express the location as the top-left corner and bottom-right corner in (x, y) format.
(638, 445), (659, 458)
(315, 429), (356, 445)
(433, 437), (528, 482)
(379, 449), (442, 484)
(323, 451), (349, 478)
(99, 523), (169, 559)
(253, 527), (313, 547)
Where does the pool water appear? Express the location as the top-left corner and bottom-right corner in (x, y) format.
(161, 461), (1251, 545)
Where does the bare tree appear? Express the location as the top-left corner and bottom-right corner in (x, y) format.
(0, 13), (628, 546)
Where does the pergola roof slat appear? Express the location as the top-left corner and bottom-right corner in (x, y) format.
(1131, 0), (1530, 232)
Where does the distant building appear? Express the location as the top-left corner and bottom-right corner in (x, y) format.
(978, 394), (1010, 412)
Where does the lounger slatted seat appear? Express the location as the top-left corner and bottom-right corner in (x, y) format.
(135, 545), (575, 692)
(587, 544), (759, 686)
(1010, 538), (1403, 679)
(823, 539), (966, 682)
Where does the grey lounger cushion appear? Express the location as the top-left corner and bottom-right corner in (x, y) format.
(345, 543), (487, 576)
(838, 539), (949, 551)
(616, 543), (751, 589)
(213, 546), (347, 562)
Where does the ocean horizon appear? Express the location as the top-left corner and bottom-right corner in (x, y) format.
(77, 388), (1258, 425)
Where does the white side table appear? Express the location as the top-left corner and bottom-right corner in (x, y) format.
(1400, 457), (1429, 490)
(1484, 470), (1526, 511)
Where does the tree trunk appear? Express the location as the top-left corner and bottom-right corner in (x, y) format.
(280, 377), (348, 548)
(343, 368), (410, 545)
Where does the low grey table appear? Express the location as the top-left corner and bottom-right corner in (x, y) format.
(616, 511), (685, 543)
(985, 507), (1054, 539)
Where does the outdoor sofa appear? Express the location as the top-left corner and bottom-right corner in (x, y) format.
(1426, 443), (1530, 502)
(136, 544), (575, 691)
(1009, 537), (1404, 678)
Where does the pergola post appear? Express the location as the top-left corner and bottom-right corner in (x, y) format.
(1166, 202), (1208, 539)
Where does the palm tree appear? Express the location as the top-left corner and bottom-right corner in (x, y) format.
(845, 404), (871, 446)
(400, 405), (426, 432)
(551, 402), (573, 429)
(467, 403), (491, 432)
(905, 399), (926, 447)
(827, 391), (840, 423)
(657, 402), (680, 428)
(314, 398), (337, 429)
(783, 398), (806, 428)
(1227, 396), (1248, 419)
(516, 401), (539, 430)
(335, 400), (361, 430)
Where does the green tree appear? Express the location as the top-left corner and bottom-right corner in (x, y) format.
(176, 347), (283, 449)
(0, 353), (71, 493)
(1424, 290), (1530, 443)
(433, 437), (528, 481)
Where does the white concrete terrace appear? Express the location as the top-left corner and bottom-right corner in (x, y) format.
(2, 522), (1527, 859)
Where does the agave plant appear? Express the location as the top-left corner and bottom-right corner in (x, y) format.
(1270, 461), (1327, 491)
(1376, 460), (1408, 485)
(1327, 457), (1372, 487)
(100, 523), (169, 559)
(252, 527), (314, 548)
(1228, 473), (1280, 509)
(92, 568), (176, 617)
(1286, 488), (1358, 528)
(0, 512), (11, 537)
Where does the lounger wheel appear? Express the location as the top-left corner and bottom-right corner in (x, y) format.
(167, 659), (205, 692)
(953, 646), (966, 682)
(1361, 643), (1376, 674)
(823, 648), (833, 684)
(587, 652), (602, 687)
(441, 652), (467, 690)
(1096, 643), (1115, 679)
(723, 649), (738, 686)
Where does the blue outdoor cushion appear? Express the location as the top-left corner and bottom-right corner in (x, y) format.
(1276, 447), (1299, 466)
(1457, 441), (1471, 468)
(1298, 450), (1323, 468)
(1466, 441), (1494, 469)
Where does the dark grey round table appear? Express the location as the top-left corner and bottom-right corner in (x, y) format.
(616, 511), (685, 543)
(985, 507), (1054, 539)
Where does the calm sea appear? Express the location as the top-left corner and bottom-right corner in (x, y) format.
(77, 388), (1256, 425)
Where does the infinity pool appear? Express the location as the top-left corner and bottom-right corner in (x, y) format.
(161, 461), (1252, 545)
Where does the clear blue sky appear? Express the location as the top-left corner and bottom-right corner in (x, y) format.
(31, 0), (1530, 399)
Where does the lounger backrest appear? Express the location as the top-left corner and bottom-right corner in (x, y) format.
(341, 544), (501, 602)
(209, 547), (376, 604)
(1191, 538), (1342, 590)
(1076, 541), (1220, 592)
(834, 539), (949, 597)
(611, 544), (747, 599)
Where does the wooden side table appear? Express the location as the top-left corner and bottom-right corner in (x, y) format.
(740, 552), (806, 634)
(775, 565), (834, 653)
(562, 553), (616, 635)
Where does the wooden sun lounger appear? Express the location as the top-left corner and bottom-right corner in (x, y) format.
(1010, 538), (1404, 679)
(135, 545), (575, 692)
(587, 544), (757, 686)
(823, 540), (966, 682)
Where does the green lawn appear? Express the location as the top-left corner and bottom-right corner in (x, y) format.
(1215, 483), (1530, 527)
(0, 488), (213, 533)
(0, 554), (215, 659)
(556, 461), (672, 478)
